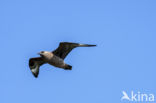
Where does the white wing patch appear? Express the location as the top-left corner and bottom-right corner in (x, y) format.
(29, 62), (39, 78)
(31, 65), (39, 74)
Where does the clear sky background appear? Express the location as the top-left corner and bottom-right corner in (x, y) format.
(0, 0), (156, 103)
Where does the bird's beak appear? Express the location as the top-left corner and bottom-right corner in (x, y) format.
(37, 52), (40, 55)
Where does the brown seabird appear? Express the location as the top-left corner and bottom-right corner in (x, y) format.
(29, 42), (96, 78)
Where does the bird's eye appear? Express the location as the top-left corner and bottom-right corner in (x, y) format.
(41, 51), (44, 53)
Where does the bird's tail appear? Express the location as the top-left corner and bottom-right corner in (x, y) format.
(78, 43), (96, 47)
(64, 64), (72, 70)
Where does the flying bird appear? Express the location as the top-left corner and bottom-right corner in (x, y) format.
(29, 42), (96, 78)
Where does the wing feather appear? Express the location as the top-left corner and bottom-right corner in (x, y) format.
(52, 42), (96, 59)
(29, 57), (45, 78)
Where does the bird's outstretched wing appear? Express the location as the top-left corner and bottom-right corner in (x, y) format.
(52, 42), (96, 59)
(29, 57), (45, 78)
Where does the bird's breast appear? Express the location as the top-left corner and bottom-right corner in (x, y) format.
(45, 55), (65, 68)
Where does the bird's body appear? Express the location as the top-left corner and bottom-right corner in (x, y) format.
(40, 51), (69, 69)
(29, 42), (96, 78)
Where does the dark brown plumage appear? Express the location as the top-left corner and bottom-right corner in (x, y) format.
(29, 42), (96, 78)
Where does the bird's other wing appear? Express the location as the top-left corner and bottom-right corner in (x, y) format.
(52, 42), (96, 59)
(29, 57), (45, 78)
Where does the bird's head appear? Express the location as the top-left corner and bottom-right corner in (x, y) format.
(38, 51), (45, 55)
(38, 51), (48, 56)
(38, 51), (52, 57)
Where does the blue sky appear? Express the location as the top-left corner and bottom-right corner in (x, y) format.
(0, 0), (156, 103)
